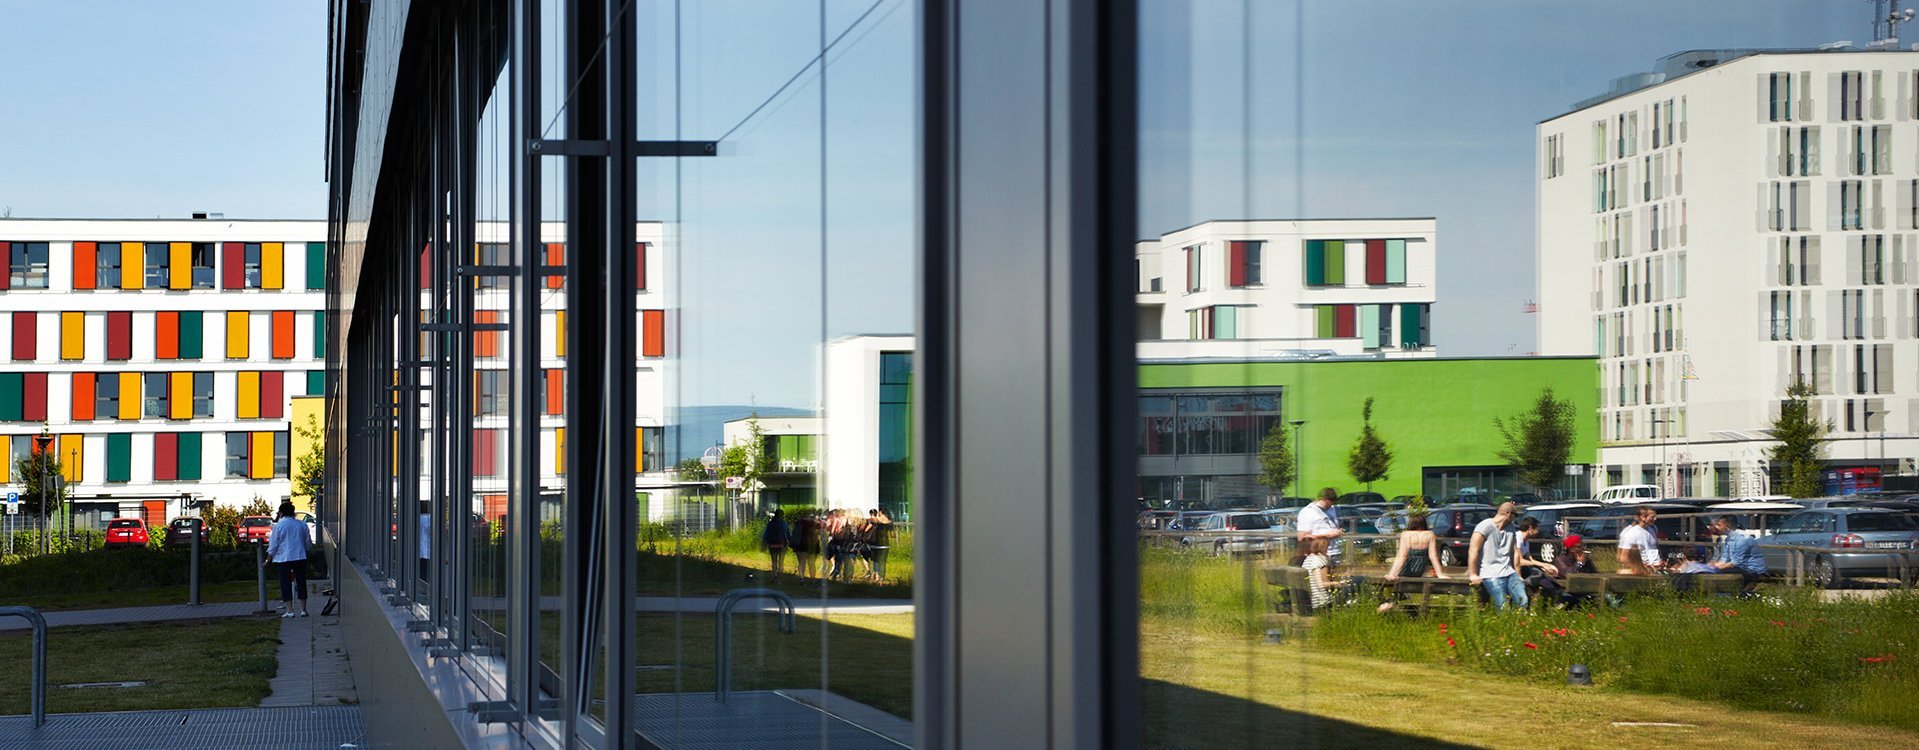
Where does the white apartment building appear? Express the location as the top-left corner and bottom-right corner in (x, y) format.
(0, 218), (327, 523)
(1537, 48), (1919, 496)
(1136, 219), (1437, 359)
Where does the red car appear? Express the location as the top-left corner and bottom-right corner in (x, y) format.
(105, 518), (150, 548)
(237, 515), (275, 544)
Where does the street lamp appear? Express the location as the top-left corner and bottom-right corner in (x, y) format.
(1651, 416), (1669, 496)
(30, 434), (51, 556)
(1289, 419), (1307, 506)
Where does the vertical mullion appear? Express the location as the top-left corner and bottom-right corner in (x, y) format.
(507, 0), (544, 724)
(601, 0), (638, 740)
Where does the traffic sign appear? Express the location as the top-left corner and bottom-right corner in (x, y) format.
(4, 492), (16, 515)
(722, 476), (744, 490)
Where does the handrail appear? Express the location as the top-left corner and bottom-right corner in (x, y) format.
(0, 606), (47, 728)
(713, 588), (796, 704)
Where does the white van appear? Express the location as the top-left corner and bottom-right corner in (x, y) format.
(1593, 484), (1662, 504)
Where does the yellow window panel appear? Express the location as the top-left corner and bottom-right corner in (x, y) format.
(169, 372), (192, 419)
(59, 434), (83, 483)
(0, 436), (9, 483)
(635, 427), (645, 472)
(226, 312), (250, 359)
(60, 312), (85, 360)
(555, 427), (566, 475)
(555, 311), (567, 357)
(118, 372), (141, 420)
(169, 243), (191, 290)
(262, 243), (284, 290)
(237, 372), (260, 419)
(250, 432), (273, 479)
(121, 242), (144, 289)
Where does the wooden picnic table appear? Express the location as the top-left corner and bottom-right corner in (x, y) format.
(1563, 571), (1746, 596)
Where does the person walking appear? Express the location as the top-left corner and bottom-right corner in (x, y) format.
(762, 509), (793, 577)
(863, 508), (893, 581)
(267, 501), (311, 618)
(793, 512), (822, 579)
(1383, 513), (1447, 581)
(1467, 501), (1527, 610)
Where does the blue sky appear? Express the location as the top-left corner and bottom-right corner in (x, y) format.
(0, 0), (1860, 412)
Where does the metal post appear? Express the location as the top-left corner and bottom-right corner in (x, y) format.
(257, 539), (270, 613)
(507, 0), (544, 724)
(0, 606), (46, 728)
(189, 521), (202, 606)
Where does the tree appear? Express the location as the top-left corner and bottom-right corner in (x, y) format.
(1496, 388), (1577, 494)
(1346, 397), (1394, 490)
(1257, 421), (1295, 504)
(293, 414), (326, 501)
(1769, 380), (1829, 498)
(11, 429), (64, 515)
(719, 416), (767, 492)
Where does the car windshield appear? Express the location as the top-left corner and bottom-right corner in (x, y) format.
(109, 520), (140, 528)
(244, 518), (271, 526)
(1848, 513), (1919, 532)
(1230, 514), (1270, 530)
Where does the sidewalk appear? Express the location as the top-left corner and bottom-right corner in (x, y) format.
(262, 599), (360, 707)
(0, 601), (263, 631)
(468, 595), (915, 615)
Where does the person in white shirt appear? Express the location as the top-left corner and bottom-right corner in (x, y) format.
(1467, 502), (1527, 610)
(1295, 487), (1343, 541)
(266, 501), (311, 618)
(1616, 506), (1663, 575)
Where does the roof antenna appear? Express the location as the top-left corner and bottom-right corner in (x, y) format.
(1873, 0), (1915, 45)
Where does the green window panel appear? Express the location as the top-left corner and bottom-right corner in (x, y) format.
(1315, 306), (1336, 338)
(1304, 241), (1326, 286)
(307, 370), (325, 397)
(1400, 303), (1426, 348)
(1385, 239), (1407, 284)
(1215, 305), (1238, 339)
(107, 433), (132, 482)
(306, 243), (326, 291)
(312, 313), (326, 358)
(0, 373), (21, 421)
(178, 311), (204, 360)
(1361, 305), (1382, 348)
(1324, 240), (1346, 285)
(178, 432), (202, 481)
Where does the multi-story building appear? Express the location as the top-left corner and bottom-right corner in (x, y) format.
(1136, 219), (1438, 358)
(0, 218), (327, 524)
(1537, 48), (1919, 496)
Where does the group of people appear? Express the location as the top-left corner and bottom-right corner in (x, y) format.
(762, 507), (894, 582)
(1296, 494), (1771, 614)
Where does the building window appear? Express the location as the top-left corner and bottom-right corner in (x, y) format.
(144, 373), (167, 418)
(476, 243), (510, 290)
(1139, 392), (1282, 457)
(1304, 240), (1345, 286)
(1314, 304), (1356, 338)
(95, 242), (121, 289)
(191, 243), (216, 289)
(1399, 303), (1430, 348)
(878, 352), (913, 518)
(476, 370), (507, 417)
(244, 243), (263, 287)
(1840, 70), (1864, 121)
(194, 372), (214, 418)
(1841, 180), (1865, 231)
(96, 373), (119, 420)
(1543, 133), (1563, 178)
(273, 431), (290, 477)
(1769, 290), (1793, 341)
(1768, 71), (1795, 122)
(145, 244), (169, 287)
(225, 433), (249, 478)
(3, 242), (50, 289)
(1183, 245), (1201, 293)
(1227, 241), (1261, 287)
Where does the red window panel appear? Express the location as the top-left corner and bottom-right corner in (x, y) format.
(12, 312), (34, 361)
(222, 242), (244, 289)
(23, 373), (46, 421)
(419, 244), (432, 289)
(546, 244), (564, 290)
(260, 371), (284, 419)
(474, 311), (501, 357)
(73, 242), (96, 290)
(0, 242), (8, 290)
(641, 310), (665, 357)
(1364, 239), (1387, 285)
(636, 242), (648, 291)
(1334, 305), (1357, 338)
(1228, 242), (1247, 287)
(544, 369), (564, 415)
(71, 373), (95, 421)
(107, 311), (132, 360)
(154, 433), (178, 481)
(482, 494), (507, 526)
(473, 429), (500, 476)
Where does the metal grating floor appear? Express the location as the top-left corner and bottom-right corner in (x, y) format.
(635, 692), (907, 750)
(0, 705), (364, 749)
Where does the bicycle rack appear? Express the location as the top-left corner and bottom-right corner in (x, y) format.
(713, 588), (796, 704)
(0, 606), (47, 728)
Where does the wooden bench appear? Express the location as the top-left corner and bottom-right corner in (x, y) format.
(1564, 572), (1746, 597)
(1260, 566), (1318, 632)
(1380, 577), (1476, 618)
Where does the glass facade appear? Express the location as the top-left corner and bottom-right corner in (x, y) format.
(878, 352), (913, 520)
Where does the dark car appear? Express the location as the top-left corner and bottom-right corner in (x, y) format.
(165, 517), (209, 547)
(1762, 508), (1919, 588)
(1519, 502), (1600, 540)
(105, 518), (150, 548)
(1426, 504), (1496, 567)
(1569, 503), (1703, 543)
(1337, 492), (1386, 506)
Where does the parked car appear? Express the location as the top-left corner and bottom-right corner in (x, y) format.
(1704, 502), (1802, 537)
(1374, 509), (1410, 535)
(1138, 510), (1180, 531)
(1761, 508), (1919, 588)
(104, 517), (150, 548)
(1593, 484), (1662, 504)
(1569, 502), (1703, 543)
(1426, 504), (1496, 567)
(1794, 497), (1873, 509)
(1519, 502), (1599, 539)
(164, 517), (209, 547)
(237, 515), (275, 544)
(1165, 511), (1214, 531)
(1185, 512), (1280, 554)
(1337, 492), (1386, 506)
(1859, 500), (1919, 515)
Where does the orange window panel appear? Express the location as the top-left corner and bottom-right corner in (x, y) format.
(474, 311), (500, 357)
(270, 311), (295, 359)
(544, 369), (564, 415)
(156, 311), (179, 359)
(72, 243), (96, 290)
(71, 373), (95, 421)
(641, 310), (665, 357)
(545, 243), (564, 289)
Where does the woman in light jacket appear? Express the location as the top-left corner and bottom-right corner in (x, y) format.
(267, 501), (310, 618)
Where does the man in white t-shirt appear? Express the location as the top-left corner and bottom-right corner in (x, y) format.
(1468, 501), (1527, 610)
(1616, 506), (1663, 575)
(1294, 488), (1343, 542)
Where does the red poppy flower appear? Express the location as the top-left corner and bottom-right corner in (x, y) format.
(1524, 642), (1538, 650)
(1446, 638), (1456, 647)
(1618, 616), (1628, 623)
(1723, 609), (1739, 616)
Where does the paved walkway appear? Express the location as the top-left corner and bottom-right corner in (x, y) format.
(0, 601), (264, 631)
(470, 595), (915, 615)
(262, 598), (360, 707)
(0, 705), (364, 748)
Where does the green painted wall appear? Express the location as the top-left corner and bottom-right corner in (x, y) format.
(1138, 357), (1599, 498)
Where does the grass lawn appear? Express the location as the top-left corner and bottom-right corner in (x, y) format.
(0, 617), (282, 714)
(4, 581), (264, 613)
(1140, 621), (1919, 749)
(636, 612), (915, 719)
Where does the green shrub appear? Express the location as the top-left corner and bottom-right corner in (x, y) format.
(0, 547), (259, 599)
